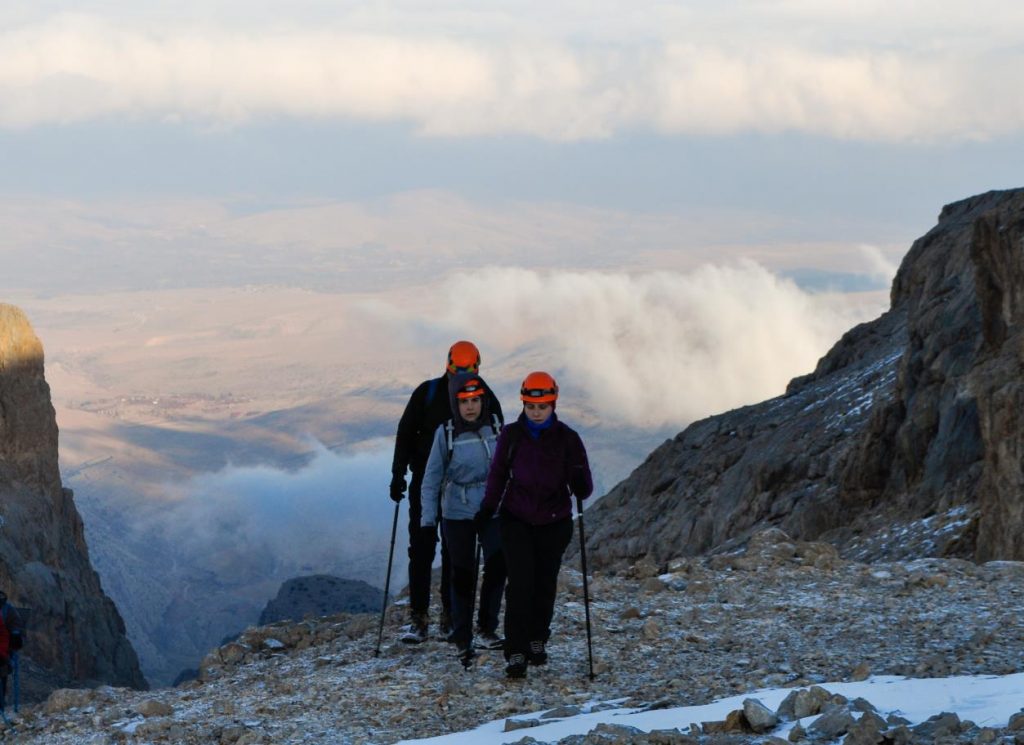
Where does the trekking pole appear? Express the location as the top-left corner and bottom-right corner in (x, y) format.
(575, 496), (595, 680)
(374, 501), (401, 657)
(463, 534), (482, 666)
(11, 654), (17, 713)
(472, 537), (482, 630)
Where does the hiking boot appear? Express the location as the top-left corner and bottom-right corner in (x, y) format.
(475, 630), (504, 650)
(505, 653), (528, 679)
(456, 644), (475, 670)
(399, 624), (427, 644)
(527, 640), (547, 666)
(400, 614), (429, 644)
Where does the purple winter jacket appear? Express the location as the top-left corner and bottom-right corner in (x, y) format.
(482, 412), (593, 525)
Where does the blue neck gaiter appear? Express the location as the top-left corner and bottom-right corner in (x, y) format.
(524, 413), (554, 439)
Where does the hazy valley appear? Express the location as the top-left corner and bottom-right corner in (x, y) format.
(7, 285), (676, 686)
(4, 192), (894, 687)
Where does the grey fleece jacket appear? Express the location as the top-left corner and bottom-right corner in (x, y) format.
(419, 416), (500, 526)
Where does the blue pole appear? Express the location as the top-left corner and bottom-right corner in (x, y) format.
(11, 654), (17, 713)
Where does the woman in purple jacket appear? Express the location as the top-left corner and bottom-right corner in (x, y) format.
(476, 371), (593, 679)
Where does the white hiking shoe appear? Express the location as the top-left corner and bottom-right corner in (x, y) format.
(475, 630), (504, 650)
(399, 620), (428, 645)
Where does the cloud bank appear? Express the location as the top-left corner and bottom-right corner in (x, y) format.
(422, 263), (887, 426)
(2, 11), (1024, 142)
(156, 440), (405, 588)
(143, 260), (888, 596)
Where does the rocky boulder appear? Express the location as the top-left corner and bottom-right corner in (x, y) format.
(581, 189), (1024, 567)
(258, 574), (385, 625)
(0, 304), (145, 699)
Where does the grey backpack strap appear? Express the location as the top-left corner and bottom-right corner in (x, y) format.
(445, 419), (455, 460)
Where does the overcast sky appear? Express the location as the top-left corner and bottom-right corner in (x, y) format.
(0, 1), (1020, 245)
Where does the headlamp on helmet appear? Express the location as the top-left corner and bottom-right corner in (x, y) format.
(456, 379), (485, 400)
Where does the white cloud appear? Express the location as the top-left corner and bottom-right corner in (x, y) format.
(2, 10), (1024, 141)
(418, 263), (885, 427)
(156, 440), (405, 586)
(858, 244), (900, 284)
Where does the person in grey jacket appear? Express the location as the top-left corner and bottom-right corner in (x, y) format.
(421, 372), (505, 667)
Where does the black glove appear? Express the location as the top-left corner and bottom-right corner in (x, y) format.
(389, 474), (407, 502)
(473, 507), (495, 530)
(9, 632), (22, 651)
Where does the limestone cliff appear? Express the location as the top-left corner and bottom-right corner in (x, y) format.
(0, 304), (145, 699)
(583, 189), (1024, 567)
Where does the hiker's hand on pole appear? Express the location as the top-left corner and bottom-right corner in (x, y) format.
(389, 474), (407, 502)
(570, 465), (589, 499)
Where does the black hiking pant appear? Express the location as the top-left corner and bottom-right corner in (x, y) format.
(442, 517), (504, 649)
(500, 513), (573, 661)
(407, 474), (451, 623)
(477, 545), (507, 635)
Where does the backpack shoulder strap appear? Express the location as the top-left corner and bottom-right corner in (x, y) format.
(504, 424), (524, 471)
(490, 413), (501, 437)
(424, 377), (440, 413)
(445, 419), (455, 460)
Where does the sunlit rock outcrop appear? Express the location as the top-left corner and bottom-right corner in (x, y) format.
(0, 303), (146, 699)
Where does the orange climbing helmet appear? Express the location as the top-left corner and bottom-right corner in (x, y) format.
(455, 377), (485, 400)
(520, 371), (558, 403)
(447, 341), (481, 374)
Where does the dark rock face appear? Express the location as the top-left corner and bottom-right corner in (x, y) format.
(0, 304), (146, 698)
(258, 575), (384, 625)
(583, 189), (1024, 567)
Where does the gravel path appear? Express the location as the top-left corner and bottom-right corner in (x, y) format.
(6, 529), (1024, 744)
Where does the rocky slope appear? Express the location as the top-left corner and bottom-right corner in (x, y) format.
(583, 188), (1024, 568)
(0, 304), (146, 699)
(7, 527), (1024, 744)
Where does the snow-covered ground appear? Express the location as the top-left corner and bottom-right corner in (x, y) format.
(397, 673), (1024, 744)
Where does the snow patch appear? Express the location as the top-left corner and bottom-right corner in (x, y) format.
(396, 674), (1024, 744)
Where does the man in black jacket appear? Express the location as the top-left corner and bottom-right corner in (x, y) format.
(390, 341), (503, 643)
